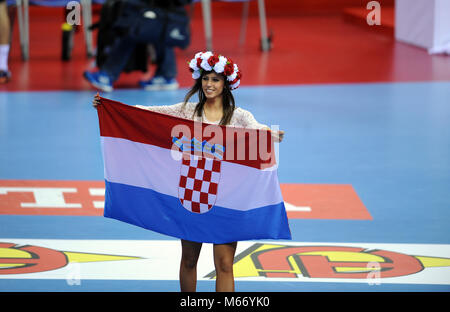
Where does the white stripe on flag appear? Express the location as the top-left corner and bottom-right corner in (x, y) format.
(101, 136), (284, 211)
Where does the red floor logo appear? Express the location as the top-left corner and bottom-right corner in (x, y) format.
(206, 243), (450, 280)
(0, 242), (68, 274)
(0, 242), (140, 275)
(0, 180), (105, 216)
(0, 180), (371, 220)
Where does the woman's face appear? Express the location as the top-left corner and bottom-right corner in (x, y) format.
(202, 72), (225, 100)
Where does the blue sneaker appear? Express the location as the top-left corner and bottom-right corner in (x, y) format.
(139, 76), (179, 91)
(83, 70), (113, 92)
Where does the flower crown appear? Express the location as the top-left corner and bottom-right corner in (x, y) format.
(188, 51), (242, 90)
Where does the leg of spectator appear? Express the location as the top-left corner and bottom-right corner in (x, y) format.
(100, 36), (138, 82)
(139, 44), (178, 90)
(154, 45), (177, 79)
(0, 0), (11, 83)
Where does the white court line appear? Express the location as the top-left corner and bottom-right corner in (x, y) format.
(284, 202), (311, 212)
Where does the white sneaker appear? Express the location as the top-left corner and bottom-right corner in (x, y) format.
(139, 76), (179, 91)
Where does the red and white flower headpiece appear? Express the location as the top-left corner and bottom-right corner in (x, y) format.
(188, 51), (242, 90)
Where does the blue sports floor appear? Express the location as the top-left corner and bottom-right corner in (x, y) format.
(1, 81), (449, 292)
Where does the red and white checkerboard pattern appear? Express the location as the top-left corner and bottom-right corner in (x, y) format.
(178, 154), (221, 213)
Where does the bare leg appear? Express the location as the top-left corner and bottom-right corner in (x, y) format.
(0, 1), (11, 78)
(213, 242), (237, 292)
(179, 239), (202, 292)
(0, 2), (9, 45)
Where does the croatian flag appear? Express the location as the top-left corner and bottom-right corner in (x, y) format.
(97, 97), (291, 244)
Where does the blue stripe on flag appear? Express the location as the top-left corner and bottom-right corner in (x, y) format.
(104, 180), (292, 244)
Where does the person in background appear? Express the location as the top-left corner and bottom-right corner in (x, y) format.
(0, 0), (11, 84)
(84, 0), (191, 92)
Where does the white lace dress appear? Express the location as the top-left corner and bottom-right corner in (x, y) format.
(135, 102), (268, 129)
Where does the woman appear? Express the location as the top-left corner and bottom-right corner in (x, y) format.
(93, 51), (284, 292)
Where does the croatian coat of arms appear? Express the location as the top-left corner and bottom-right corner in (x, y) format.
(173, 136), (224, 213)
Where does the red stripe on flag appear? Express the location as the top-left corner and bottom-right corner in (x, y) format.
(97, 97), (276, 170)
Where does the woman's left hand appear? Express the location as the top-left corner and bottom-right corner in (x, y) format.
(272, 130), (285, 143)
(263, 127), (284, 142)
(261, 127), (285, 142)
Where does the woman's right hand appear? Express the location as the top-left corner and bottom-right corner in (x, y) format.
(92, 92), (101, 108)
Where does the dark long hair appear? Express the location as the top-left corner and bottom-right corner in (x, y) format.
(183, 71), (236, 126)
